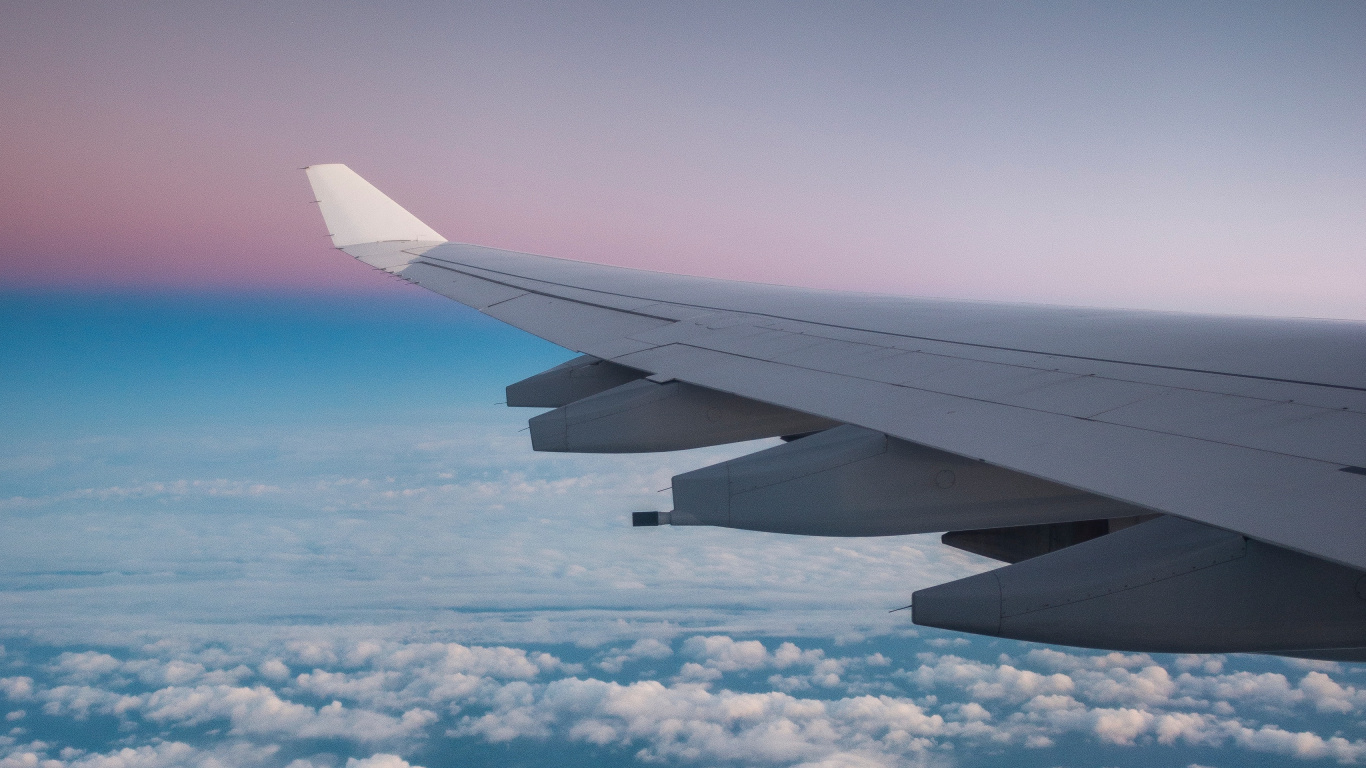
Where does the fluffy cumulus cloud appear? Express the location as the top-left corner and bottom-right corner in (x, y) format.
(597, 638), (674, 674)
(343, 757), (425, 768)
(677, 636), (851, 692)
(4, 636), (1366, 767)
(457, 678), (947, 764)
(0, 740), (282, 768)
(5, 373), (1366, 767)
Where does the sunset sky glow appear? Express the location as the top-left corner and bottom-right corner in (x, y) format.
(2, 1), (1363, 316)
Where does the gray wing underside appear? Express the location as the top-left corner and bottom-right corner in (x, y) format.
(303, 164), (1366, 572)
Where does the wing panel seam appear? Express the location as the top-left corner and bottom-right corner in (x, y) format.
(665, 342), (1351, 469)
(414, 259), (680, 323)
(423, 252), (1365, 394)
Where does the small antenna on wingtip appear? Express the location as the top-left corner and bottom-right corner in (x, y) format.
(889, 602), (912, 613)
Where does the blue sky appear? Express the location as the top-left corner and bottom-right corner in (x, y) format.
(4, 292), (1366, 768)
(0, 290), (565, 438)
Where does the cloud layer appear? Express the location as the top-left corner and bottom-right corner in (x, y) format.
(4, 298), (1366, 767)
(5, 635), (1366, 768)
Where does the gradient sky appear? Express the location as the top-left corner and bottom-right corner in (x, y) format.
(4, 4), (1366, 768)
(2, 1), (1364, 317)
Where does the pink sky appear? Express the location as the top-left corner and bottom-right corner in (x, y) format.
(2, 2), (1363, 319)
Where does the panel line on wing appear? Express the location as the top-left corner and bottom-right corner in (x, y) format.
(422, 248), (1366, 395)
(609, 341), (1366, 571)
(641, 340), (1360, 470)
(412, 258), (680, 323)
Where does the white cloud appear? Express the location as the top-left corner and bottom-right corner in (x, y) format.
(683, 636), (771, 672)
(1298, 672), (1364, 714)
(6, 632), (1366, 767)
(1091, 707), (1154, 745)
(953, 702), (991, 722)
(1174, 669), (1366, 714)
(40, 686), (140, 720)
(0, 423), (986, 650)
(0, 680), (33, 701)
(345, 756), (426, 768)
(124, 660), (208, 687)
(456, 678), (948, 766)
(597, 638), (673, 673)
(50, 653), (120, 682)
(260, 660), (290, 682)
(1233, 723), (1366, 762)
(676, 638), (857, 689)
(139, 685), (437, 742)
(0, 740), (282, 768)
(906, 655), (1074, 703)
(7, 422), (1366, 767)
(1175, 655), (1225, 675)
(287, 641), (337, 667)
(0, 479), (282, 512)
(1077, 665), (1175, 707)
(1177, 670), (1301, 709)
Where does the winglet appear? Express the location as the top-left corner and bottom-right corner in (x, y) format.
(304, 164), (446, 248)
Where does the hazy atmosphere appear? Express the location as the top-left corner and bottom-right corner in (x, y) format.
(2, 2), (1365, 767)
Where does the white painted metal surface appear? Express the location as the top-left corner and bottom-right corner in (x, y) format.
(305, 164), (446, 249)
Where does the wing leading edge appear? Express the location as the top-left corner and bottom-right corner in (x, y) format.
(305, 164), (1366, 657)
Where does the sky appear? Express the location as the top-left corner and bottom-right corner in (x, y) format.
(1, 1), (1364, 316)
(3, 2), (1366, 768)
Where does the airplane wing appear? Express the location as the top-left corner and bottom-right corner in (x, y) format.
(304, 164), (1366, 658)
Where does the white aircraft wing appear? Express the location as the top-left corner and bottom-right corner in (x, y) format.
(304, 163), (1366, 657)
